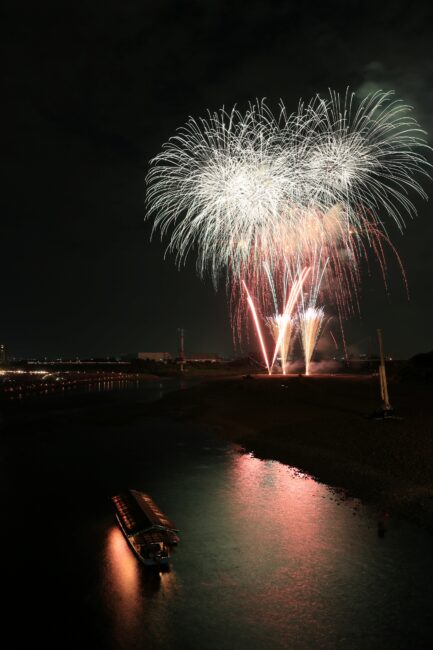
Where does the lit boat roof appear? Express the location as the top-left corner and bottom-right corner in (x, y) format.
(112, 489), (178, 536)
(130, 489), (178, 531)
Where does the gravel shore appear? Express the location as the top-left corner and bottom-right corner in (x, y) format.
(146, 374), (433, 531)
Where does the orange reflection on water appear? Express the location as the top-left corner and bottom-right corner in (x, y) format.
(158, 565), (177, 596)
(104, 526), (142, 639)
(230, 452), (325, 538)
(227, 451), (348, 635)
(108, 526), (139, 587)
(103, 526), (178, 646)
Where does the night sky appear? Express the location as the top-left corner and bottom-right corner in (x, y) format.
(3, 1), (433, 360)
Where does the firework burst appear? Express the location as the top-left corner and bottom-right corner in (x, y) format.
(147, 91), (429, 283)
(146, 90), (430, 372)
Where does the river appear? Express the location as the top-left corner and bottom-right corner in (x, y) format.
(2, 379), (432, 649)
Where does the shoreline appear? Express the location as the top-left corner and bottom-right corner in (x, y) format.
(145, 374), (433, 532)
(4, 371), (432, 532)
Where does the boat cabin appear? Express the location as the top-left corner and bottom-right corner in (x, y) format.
(111, 489), (179, 565)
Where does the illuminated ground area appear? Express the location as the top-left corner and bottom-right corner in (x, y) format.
(147, 374), (433, 530)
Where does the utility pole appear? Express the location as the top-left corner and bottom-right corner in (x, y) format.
(377, 328), (392, 415)
(178, 328), (185, 373)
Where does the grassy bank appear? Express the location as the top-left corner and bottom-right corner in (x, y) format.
(146, 374), (433, 530)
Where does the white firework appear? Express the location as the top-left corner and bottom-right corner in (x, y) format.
(146, 101), (297, 282)
(146, 90), (430, 288)
(299, 307), (326, 376)
(298, 90), (431, 232)
(266, 313), (296, 374)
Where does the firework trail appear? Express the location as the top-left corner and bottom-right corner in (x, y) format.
(242, 280), (270, 372)
(329, 330), (339, 351)
(299, 307), (326, 376)
(243, 265), (310, 374)
(268, 265), (311, 370)
(266, 314), (296, 374)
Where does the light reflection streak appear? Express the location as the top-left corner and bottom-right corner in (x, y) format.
(102, 526), (178, 646)
(226, 451), (355, 635)
(104, 526), (142, 638)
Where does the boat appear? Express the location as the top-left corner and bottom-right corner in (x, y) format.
(111, 489), (179, 566)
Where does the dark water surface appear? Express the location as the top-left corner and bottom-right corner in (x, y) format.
(2, 380), (433, 649)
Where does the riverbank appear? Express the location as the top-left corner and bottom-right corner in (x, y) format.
(0, 371), (165, 401)
(145, 374), (433, 531)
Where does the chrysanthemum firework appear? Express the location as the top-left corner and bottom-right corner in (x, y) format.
(146, 101), (298, 282)
(298, 90), (430, 231)
(146, 90), (429, 286)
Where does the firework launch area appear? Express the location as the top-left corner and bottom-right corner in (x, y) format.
(146, 372), (433, 531)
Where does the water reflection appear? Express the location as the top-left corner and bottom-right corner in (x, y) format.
(102, 527), (178, 648)
(97, 437), (433, 649)
(103, 527), (142, 642)
(221, 453), (346, 640)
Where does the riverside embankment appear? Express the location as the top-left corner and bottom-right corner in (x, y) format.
(145, 373), (433, 530)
